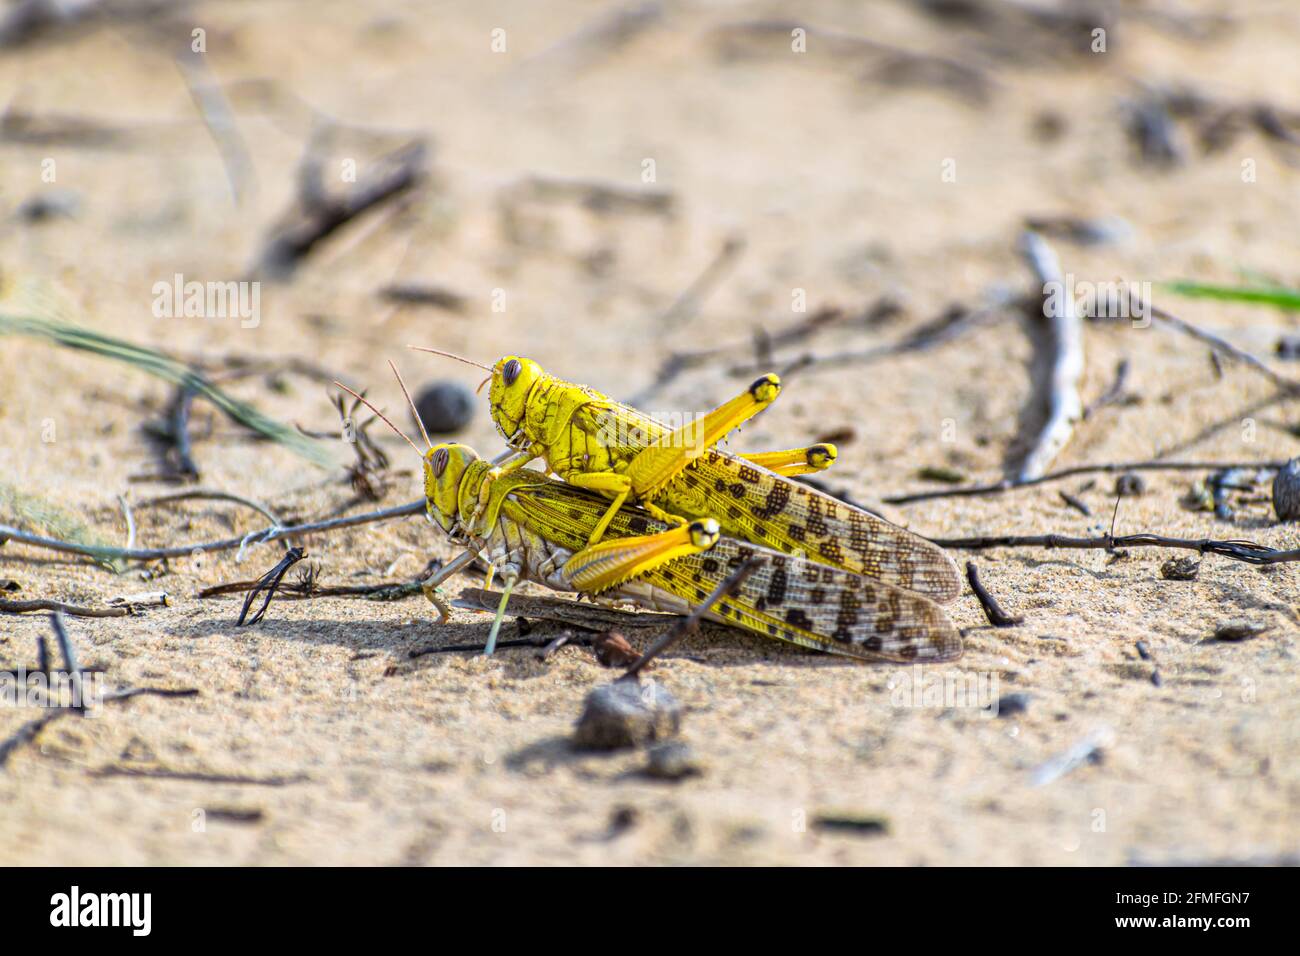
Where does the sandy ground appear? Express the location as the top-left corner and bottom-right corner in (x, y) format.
(0, 0), (1297, 865)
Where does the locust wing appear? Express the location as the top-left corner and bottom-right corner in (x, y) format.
(577, 405), (961, 602)
(503, 476), (961, 663)
(661, 450), (963, 603)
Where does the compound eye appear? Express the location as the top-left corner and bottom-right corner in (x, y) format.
(431, 448), (449, 477)
(503, 359), (522, 386)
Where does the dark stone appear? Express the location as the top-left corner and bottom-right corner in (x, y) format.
(573, 680), (681, 751)
(643, 741), (701, 781)
(1273, 458), (1300, 521)
(413, 381), (474, 435)
(1114, 472), (1145, 497)
(993, 692), (1032, 718)
(1160, 556), (1200, 581)
(1213, 620), (1272, 642)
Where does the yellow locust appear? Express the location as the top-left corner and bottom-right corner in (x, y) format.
(409, 350), (962, 605)
(335, 375), (962, 663)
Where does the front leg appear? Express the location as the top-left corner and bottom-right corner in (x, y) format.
(469, 447), (538, 532)
(420, 548), (479, 624)
(564, 470), (634, 545)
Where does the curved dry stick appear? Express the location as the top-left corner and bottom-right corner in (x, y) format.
(1017, 231), (1084, 482)
(137, 489), (283, 526)
(0, 499), (424, 563)
(930, 532), (1300, 565)
(883, 458), (1285, 505)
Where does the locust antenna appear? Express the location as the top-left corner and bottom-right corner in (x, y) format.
(333, 380), (423, 459)
(388, 359), (432, 450)
(407, 345), (493, 373)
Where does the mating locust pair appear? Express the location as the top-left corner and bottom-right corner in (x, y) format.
(338, 351), (962, 663)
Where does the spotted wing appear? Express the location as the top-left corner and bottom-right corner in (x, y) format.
(647, 538), (960, 663)
(504, 477), (960, 663)
(661, 450), (963, 603)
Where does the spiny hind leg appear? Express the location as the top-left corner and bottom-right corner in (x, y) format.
(566, 519), (720, 593)
(623, 374), (782, 499)
(740, 443), (837, 477)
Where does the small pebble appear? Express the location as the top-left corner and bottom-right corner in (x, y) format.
(1272, 458), (1300, 521)
(413, 381), (474, 435)
(812, 813), (889, 836)
(1213, 619), (1271, 642)
(1114, 473), (1145, 497)
(573, 680), (681, 751)
(1276, 335), (1300, 360)
(593, 630), (639, 668)
(992, 692), (1032, 718)
(16, 189), (80, 222)
(917, 465), (966, 484)
(1135, 640), (1152, 660)
(608, 805), (638, 834)
(643, 741), (701, 781)
(1160, 556), (1201, 581)
(1182, 481), (1215, 512)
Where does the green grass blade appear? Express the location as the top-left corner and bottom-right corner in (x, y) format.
(0, 313), (335, 469)
(1162, 281), (1300, 311)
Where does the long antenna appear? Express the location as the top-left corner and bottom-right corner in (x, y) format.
(388, 359), (432, 450)
(332, 380), (423, 458)
(407, 345), (493, 373)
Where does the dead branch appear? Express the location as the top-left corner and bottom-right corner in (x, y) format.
(884, 458), (1285, 505)
(137, 489), (282, 526)
(0, 599), (129, 618)
(452, 588), (683, 632)
(236, 547), (306, 625)
(1016, 231), (1084, 482)
(1130, 294), (1300, 393)
(0, 615), (198, 770)
(741, 297), (1010, 384)
(659, 235), (746, 329)
(1082, 358), (1133, 418)
(931, 531), (1300, 566)
(175, 48), (256, 206)
(505, 174), (674, 217)
(712, 19), (993, 102)
(0, 499), (425, 564)
(519, 0), (663, 74)
(965, 562), (1023, 627)
(251, 135), (428, 280)
(622, 557), (764, 678)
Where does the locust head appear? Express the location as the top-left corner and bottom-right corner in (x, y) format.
(488, 355), (546, 444)
(423, 443), (479, 535)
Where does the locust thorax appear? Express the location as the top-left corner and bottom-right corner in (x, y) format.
(423, 443), (479, 534)
(488, 355), (546, 445)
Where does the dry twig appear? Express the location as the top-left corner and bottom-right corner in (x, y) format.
(622, 557), (764, 677)
(1017, 231), (1084, 482)
(965, 562), (1023, 627)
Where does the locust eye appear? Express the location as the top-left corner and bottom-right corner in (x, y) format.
(503, 359), (522, 386)
(431, 448), (449, 477)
